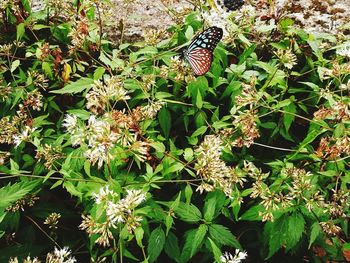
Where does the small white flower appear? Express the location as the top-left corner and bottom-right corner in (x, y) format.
(62, 114), (78, 132)
(13, 126), (36, 148)
(93, 185), (118, 204)
(336, 46), (350, 58)
(52, 246), (76, 263)
(106, 189), (146, 228)
(124, 189), (146, 207)
(220, 249), (248, 263)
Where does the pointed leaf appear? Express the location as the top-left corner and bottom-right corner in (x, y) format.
(148, 226), (166, 263)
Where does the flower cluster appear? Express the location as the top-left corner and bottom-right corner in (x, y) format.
(314, 101), (350, 122)
(160, 56), (195, 83)
(235, 78), (260, 108)
(194, 135), (245, 197)
(6, 194), (39, 212)
(220, 249), (248, 263)
(275, 49), (297, 69)
(35, 144), (63, 169)
(106, 189), (146, 231)
(246, 163), (325, 222)
(0, 151), (10, 165)
(231, 109), (260, 148)
(24, 90), (43, 111)
(80, 186), (146, 247)
(143, 28), (169, 46)
(13, 126), (36, 148)
(46, 247), (76, 263)
(28, 71), (49, 90)
(315, 136), (350, 160)
(46, 0), (75, 20)
(0, 81), (12, 101)
(86, 76), (131, 114)
(0, 117), (18, 144)
(44, 212), (61, 230)
(68, 15), (89, 51)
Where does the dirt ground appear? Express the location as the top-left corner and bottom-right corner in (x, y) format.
(106, 0), (350, 41)
(30, 0), (350, 41)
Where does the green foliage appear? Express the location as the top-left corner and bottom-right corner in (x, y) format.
(1, 0), (350, 262)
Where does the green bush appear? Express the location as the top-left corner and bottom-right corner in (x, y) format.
(1, 0), (350, 262)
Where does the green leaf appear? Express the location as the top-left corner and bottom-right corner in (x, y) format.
(265, 214), (289, 259)
(148, 226), (166, 263)
(283, 101), (297, 132)
(204, 191), (226, 222)
(190, 224), (208, 257)
(11, 60), (20, 73)
(16, 23), (25, 40)
(174, 202), (202, 223)
(286, 212), (305, 251)
(239, 204), (264, 221)
(196, 91), (203, 109)
(42, 61), (53, 78)
(0, 180), (41, 210)
(191, 126), (207, 137)
(239, 44), (256, 64)
(208, 237), (223, 263)
(208, 224), (241, 249)
(93, 67), (105, 80)
(309, 222), (321, 248)
(204, 195), (217, 222)
(135, 227), (144, 248)
(164, 232), (181, 263)
(184, 184), (193, 204)
(158, 107), (171, 138)
(51, 78), (95, 94)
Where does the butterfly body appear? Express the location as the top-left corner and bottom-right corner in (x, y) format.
(183, 26), (223, 76)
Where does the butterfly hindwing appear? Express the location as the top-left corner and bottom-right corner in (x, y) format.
(187, 48), (212, 76)
(184, 26), (223, 75)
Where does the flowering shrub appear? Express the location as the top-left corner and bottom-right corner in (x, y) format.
(1, 0), (350, 262)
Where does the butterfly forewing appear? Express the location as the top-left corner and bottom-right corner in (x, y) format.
(184, 26), (223, 76)
(188, 26), (223, 52)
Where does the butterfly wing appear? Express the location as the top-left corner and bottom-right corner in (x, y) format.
(184, 26), (223, 75)
(187, 48), (213, 76)
(187, 26), (223, 52)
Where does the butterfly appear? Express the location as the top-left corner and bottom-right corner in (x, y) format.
(183, 26), (223, 76)
(218, 0), (245, 11)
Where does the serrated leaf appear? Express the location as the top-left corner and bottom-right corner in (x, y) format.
(0, 180), (41, 210)
(265, 214), (289, 259)
(93, 67), (105, 80)
(204, 195), (216, 222)
(190, 224), (208, 257)
(208, 224), (241, 249)
(148, 227), (166, 263)
(239, 204), (264, 221)
(208, 237), (223, 263)
(174, 202), (202, 223)
(286, 212), (305, 251)
(164, 232), (181, 263)
(309, 222), (321, 248)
